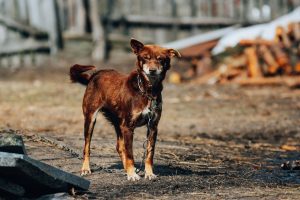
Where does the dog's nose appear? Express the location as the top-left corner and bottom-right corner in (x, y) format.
(149, 69), (157, 75)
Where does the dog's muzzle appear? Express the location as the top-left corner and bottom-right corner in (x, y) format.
(146, 69), (160, 81)
(142, 64), (162, 85)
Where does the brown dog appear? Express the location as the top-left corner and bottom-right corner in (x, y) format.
(70, 39), (180, 181)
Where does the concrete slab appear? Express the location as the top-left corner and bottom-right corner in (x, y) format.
(0, 133), (26, 154)
(0, 152), (90, 197)
(0, 177), (25, 197)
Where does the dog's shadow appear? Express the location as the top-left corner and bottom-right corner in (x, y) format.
(95, 162), (216, 177)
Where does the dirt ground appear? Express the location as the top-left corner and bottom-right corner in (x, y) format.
(0, 44), (300, 199)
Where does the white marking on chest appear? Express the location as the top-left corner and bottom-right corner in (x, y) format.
(142, 107), (151, 115)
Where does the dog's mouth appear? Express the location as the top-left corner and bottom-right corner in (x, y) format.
(148, 73), (158, 78)
(146, 73), (161, 85)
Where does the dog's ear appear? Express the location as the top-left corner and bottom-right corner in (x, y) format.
(130, 38), (144, 55)
(167, 49), (181, 58)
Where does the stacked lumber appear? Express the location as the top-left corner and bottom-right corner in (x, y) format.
(194, 22), (300, 87)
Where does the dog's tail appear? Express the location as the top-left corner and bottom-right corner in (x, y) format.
(70, 64), (97, 85)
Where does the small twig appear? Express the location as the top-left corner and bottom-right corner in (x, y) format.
(162, 151), (180, 161)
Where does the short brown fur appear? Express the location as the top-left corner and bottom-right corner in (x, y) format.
(70, 39), (180, 180)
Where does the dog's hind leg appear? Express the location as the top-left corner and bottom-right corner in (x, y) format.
(81, 107), (100, 176)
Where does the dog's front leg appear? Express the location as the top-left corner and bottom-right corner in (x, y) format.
(145, 126), (158, 180)
(119, 125), (140, 181)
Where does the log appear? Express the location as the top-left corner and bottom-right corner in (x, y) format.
(276, 26), (292, 48)
(244, 47), (263, 78)
(284, 77), (300, 88)
(294, 62), (300, 74)
(258, 45), (279, 74)
(193, 69), (222, 85)
(239, 39), (276, 47)
(270, 45), (289, 67)
(234, 76), (300, 88)
(223, 68), (244, 81)
(289, 22), (300, 41)
(269, 40), (293, 75)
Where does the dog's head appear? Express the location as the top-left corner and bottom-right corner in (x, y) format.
(130, 39), (180, 83)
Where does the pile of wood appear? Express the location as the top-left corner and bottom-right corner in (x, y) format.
(194, 22), (300, 87)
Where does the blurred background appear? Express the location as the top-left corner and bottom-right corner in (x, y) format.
(0, 0), (299, 75)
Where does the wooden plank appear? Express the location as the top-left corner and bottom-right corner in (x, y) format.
(258, 45), (279, 74)
(291, 22), (300, 41)
(0, 14), (48, 39)
(178, 40), (218, 58)
(0, 39), (50, 56)
(239, 39), (279, 47)
(105, 15), (241, 27)
(271, 45), (289, 67)
(125, 15), (239, 25)
(276, 26), (292, 48)
(235, 76), (300, 88)
(54, 0), (64, 49)
(244, 47), (263, 78)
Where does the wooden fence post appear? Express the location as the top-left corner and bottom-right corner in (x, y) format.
(171, 0), (178, 41)
(90, 0), (105, 61)
(54, 0), (64, 49)
(190, 0), (198, 35)
(154, 0), (166, 44)
(75, 0), (86, 34)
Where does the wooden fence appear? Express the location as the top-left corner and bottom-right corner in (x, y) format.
(0, 0), (300, 66)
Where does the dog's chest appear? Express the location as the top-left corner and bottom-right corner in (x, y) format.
(135, 100), (162, 127)
(141, 107), (151, 116)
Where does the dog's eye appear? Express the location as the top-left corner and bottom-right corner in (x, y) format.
(143, 55), (150, 60)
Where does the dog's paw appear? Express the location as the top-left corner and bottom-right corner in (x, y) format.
(80, 169), (91, 176)
(145, 173), (157, 180)
(127, 172), (141, 181)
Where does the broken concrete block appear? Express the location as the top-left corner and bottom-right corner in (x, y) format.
(0, 132), (26, 154)
(0, 177), (25, 197)
(0, 152), (90, 197)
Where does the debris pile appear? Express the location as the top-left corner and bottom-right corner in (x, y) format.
(166, 8), (300, 87)
(194, 22), (300, 87)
